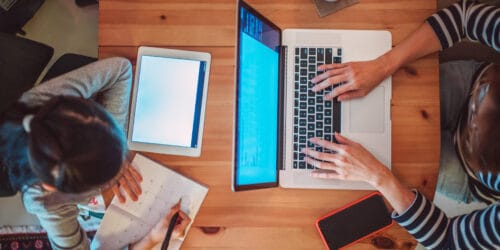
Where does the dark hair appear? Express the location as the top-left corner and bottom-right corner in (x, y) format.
(0, 96), (127, 193)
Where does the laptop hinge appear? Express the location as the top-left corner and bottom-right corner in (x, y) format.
(278, 45), (287, 171)
(279, 45), (287, 91)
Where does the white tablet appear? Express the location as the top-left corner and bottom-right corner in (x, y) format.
(127, 46), (211, 157)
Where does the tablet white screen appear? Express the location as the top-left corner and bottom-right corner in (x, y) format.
(131, 55), (205, 148)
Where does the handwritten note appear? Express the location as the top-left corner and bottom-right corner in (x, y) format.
(93, 154), (208, 250)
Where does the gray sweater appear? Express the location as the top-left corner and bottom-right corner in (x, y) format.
(17, 57), (133, 250)
(19, 57), (132, 133)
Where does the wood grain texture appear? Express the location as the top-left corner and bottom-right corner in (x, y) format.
(99, 0), (436, 46)
(99, 0), (439, 248)
(99, 0), (235, 47)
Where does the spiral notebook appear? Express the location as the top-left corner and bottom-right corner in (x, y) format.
(93, 154), (209, 250)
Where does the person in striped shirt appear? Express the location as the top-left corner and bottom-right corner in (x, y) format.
(304, 1), (499, 249)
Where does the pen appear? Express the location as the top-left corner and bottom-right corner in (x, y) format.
(161, 199), (181, 250)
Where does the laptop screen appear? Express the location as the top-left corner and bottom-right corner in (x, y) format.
(131, 55), (206, 148)
(234, 2), (281, 190)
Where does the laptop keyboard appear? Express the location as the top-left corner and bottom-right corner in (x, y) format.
(293, 47), (342, 169)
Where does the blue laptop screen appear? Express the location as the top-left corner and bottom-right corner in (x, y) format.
(235, 3), (281, 187)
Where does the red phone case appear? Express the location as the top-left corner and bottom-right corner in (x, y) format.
(315, 192), (394, 250)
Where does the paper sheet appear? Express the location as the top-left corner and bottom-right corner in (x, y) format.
(93, 154), (208, 250)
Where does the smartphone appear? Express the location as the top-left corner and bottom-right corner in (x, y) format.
(315, 192), (393, 250)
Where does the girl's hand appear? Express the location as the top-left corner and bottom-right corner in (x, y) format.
(112, 160), (143, 203)
(148, 203), (191, 244)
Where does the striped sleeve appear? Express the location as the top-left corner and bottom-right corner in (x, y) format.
(478, 172), (500, 193)
(392, 191), (500, 249)
(473, 172), (500, 204)
(426, 0), (499, 51)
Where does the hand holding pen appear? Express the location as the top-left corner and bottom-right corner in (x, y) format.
(131, 200), (191, 250)
(160, 199), (182, 250)
(156, 200), (191, 246)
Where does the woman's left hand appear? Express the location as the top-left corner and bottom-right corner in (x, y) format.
(310, 58), (388, 101)
(112, 159), (143, 203)
(302, 133), (390, 187)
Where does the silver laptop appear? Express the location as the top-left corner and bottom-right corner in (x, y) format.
(232, 1), (391, 191)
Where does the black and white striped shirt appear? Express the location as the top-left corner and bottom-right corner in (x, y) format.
(426, 0), (499, 51)
(392, 1), (499, 249)
(393, 191), (499, 249)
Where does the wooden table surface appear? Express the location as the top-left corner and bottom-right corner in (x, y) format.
(99, 0), (440, 249)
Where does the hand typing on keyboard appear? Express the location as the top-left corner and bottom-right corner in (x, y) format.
(310, 57), (390, 101)
(302, 133), (390, 187)
(293, 47), (341, 169)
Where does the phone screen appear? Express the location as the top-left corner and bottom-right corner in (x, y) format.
(316, 193), (393, 250)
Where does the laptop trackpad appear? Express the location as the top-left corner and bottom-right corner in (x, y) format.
(349, 86), (385, 133)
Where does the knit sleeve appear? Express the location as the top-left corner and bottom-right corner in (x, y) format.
(19, 57), (133, 132)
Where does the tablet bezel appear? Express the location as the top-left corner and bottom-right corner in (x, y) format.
(128, 46), (211, 157)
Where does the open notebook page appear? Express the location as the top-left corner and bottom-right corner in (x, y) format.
(93, 154), (209, 250)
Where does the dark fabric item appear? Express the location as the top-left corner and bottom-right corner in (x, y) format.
(0, 0), (45, 34)
(0, 231), (96, 250)
(0, 32), (53, 114)
(41, 53), (97, 82)
(0, 0), (18, 11)
(0, 33), (52, 197)
(0, 160), (15, 196)
(75, 0), (98, 7)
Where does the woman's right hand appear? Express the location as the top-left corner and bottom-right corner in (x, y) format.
(148, 203), (191, 243)
(310, 56), (390, 101)
(303, 133), (416, 214)
(302, 133), (390, 186)
(130, 203), (191, 250)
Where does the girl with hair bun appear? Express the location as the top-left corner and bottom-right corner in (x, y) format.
(0, 57), (189, 249)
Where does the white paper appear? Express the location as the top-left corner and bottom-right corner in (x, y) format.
(93, 154), (208, 250)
